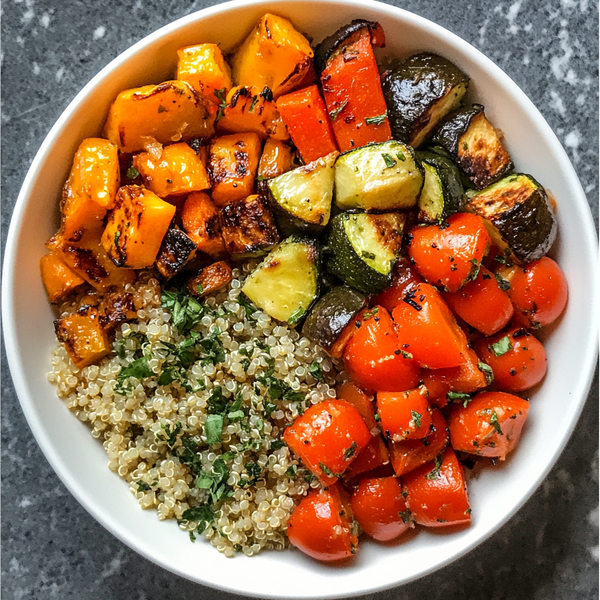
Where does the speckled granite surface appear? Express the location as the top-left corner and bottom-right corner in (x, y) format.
(1, 1), (598, 598)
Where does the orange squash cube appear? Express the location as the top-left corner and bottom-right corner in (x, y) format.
(258, 138), (295, 180)
(186, 261), (233, 296)
(133, 142), (210, 198)
(180, 191), (227, 258)
(40, 252), (86, 303)
(102, 185), (176, 269)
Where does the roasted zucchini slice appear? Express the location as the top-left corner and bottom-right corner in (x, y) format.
(302, 285), (368, 353)
(416, 151), (465, 222)
(466, 174), (557, 263)
(334, 141), (423, 211)
(382, 53), (469, 148)
(241, 237), (320, 325)
(267, 151), (337, 233)
(432, 104), (513, 189)
(326, 212), (406, 294)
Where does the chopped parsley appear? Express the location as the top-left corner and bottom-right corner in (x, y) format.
(490, 410), (503, 435)
(115, 356), (153, 393)
(362, 306), (379, 320)
(287, 307), (305, 325)
(478, 361), (494, 385)
(328, 100), (348, 122)
(126, 165), (140, 179)
(381, 153), (396, 169)
(237, 294), (257, 319)
(489, 335), (513, 357)
(399, 509), (412, 524)
(447, 391), (473, 407)
(365, 111), (387, 125)
(344, 441), (358, 460)
(204, 414), (224, 444)
(411, 410), (423, 429)
(161, 289), (208, 334)
(195, 458), (231, 504)
(214, 87), (228, 121)
(308, 361), (325, 383)
(180, 505), (215, 533)
(156, 421), (183, 449)
(425, 454), (443, 480)
(494, 272), (511, 291)
(319, 462), (339, 477)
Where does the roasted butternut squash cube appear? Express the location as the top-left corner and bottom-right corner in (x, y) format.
(219, 194), (280, 257)
(231, 13), (314, 99)
(187, 261), (233, 296)
(133, 142), (210, 198)
(99, 291), (138, 331)
(217, 86), (289, 141)
(155, 228), (197, 278)
(209, 133), (262, 207)
(258, 138), (296, 180)
(47, 229), (136, 293)
(40, 252), (86, 303)
(54, 306), (111, 368)
(176, 43), (233, 104)
(101, 185), (176, 269)
(104, 81), (216, 154)
(181, 191), (227, 258)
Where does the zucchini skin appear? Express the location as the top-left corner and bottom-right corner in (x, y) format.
(302, 285), (368, 352)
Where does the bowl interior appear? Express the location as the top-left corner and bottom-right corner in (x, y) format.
(3, 0), (598, 598)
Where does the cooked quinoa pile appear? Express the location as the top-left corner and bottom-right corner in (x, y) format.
(49, 263), (345, 557)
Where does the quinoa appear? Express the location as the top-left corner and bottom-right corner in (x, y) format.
(48, 263), (346, 557)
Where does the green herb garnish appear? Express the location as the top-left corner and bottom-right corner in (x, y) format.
(328, 100), (348, 122)
(381, 153), (396, 168)
(365, 111), (387, 125)
(489, 336), (513, 357)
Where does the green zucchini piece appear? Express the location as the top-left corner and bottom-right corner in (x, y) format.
(466, 174), (557, 264)
(416, 151), (465, 222)
(382, 53), (469, 148)
(432, 104), (513, 189)
(326, 212), (406, 294)
(267, 151), (337, 233)
(241, 236), (320, 325)
(334, 141), (423, 211)
(302, 285), (368, 353)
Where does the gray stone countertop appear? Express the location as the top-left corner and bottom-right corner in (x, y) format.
(1, 1), (598, 598)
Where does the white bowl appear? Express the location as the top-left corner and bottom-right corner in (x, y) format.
(3, 0), (598, 597)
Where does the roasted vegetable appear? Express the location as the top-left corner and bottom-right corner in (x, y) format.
(257, 138), (296, 180)
(267, 151), (337, 233)
(318, 21), (392, 152)
(302, 285), (368, 353)
(219, 194), (280, 258)
(40, 252), (86, 303)
(155, 228), (197, 278)
(327, 212), (406, 295)
(241, 236), (320, 324)
(54, 306), (112, 368)
(416, 150), (465, 222)
(104, 81), (216, 153)
(334, 141), (423, 211)
(208, 132), (262, 207)
(432, 104), (513, 189)
(101, 185), (176, 269)
(180, 191), (227, 258)
(133, 142), (210, 198)
(466, 173), (557, 263)
(176, 43), (233, 103)
(231, 13), (314, 99)
(186, 261), (233, 297)
(98, 291), (138, 331)
(382, 53), (469, 148)
(276, 85), (339, 163)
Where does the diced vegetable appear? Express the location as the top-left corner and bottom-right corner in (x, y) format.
(287, 485), (357, 561)
(241, 236), (319, 324)
(98, 291), (138, 331)
(101, 185), (176, 269)
(327, 212), (406, 295)
(180, 191), (227, 258)
(155, 228), (197, 278)
(276, 85), (339, 163)
(377, 387), (433, 442)
(40, 252), (86, 303)
(258, 138), (296, 180)
(54, 306), (112, 368)
(371, 255), (423, 312)
(334, 141), (423, 211)
(342, 436), (390, 481)
(301, 285), (368, 353)
(231, 13), (314, 99)
(432, 104), (512, 189)
(267, 151), (337, 233)
(408, 212), (491, 293)
(186, 261), (233, 297)
(283, 399), (371, 485)
(382, 53), (469, 148)
(133, 142), (210, 198)
(448, 391), (530, 460)
(466, 174), (557, 264)
(176, 43), (233, 103)
(104, 81), (216, 153)
(219, 194), (280, 258)
(208, 133), (262, 207)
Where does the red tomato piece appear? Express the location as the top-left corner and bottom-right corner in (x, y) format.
(403, 446), (471, 528)
(377, 386), (433, 442)
(336, 381), (377, 429)
(444, 265), (514, 335)
(388, 407), (450, 477)
(343, 306), (421, 393)
(371, 255), (423, 313)
(391, 282), (466, 369)
(350, 476), (412, 541)
(343, 435), (390, 480)
(287, 485), (357, 561)
(408, 212), (491, 293)
(448, 391), (530, 460)
(473, 327), (547, 392)
(283, 399), (371, 485)
(498, 257), (568, 328)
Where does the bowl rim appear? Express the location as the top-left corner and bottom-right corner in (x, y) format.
(3, 0), (599, 597)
